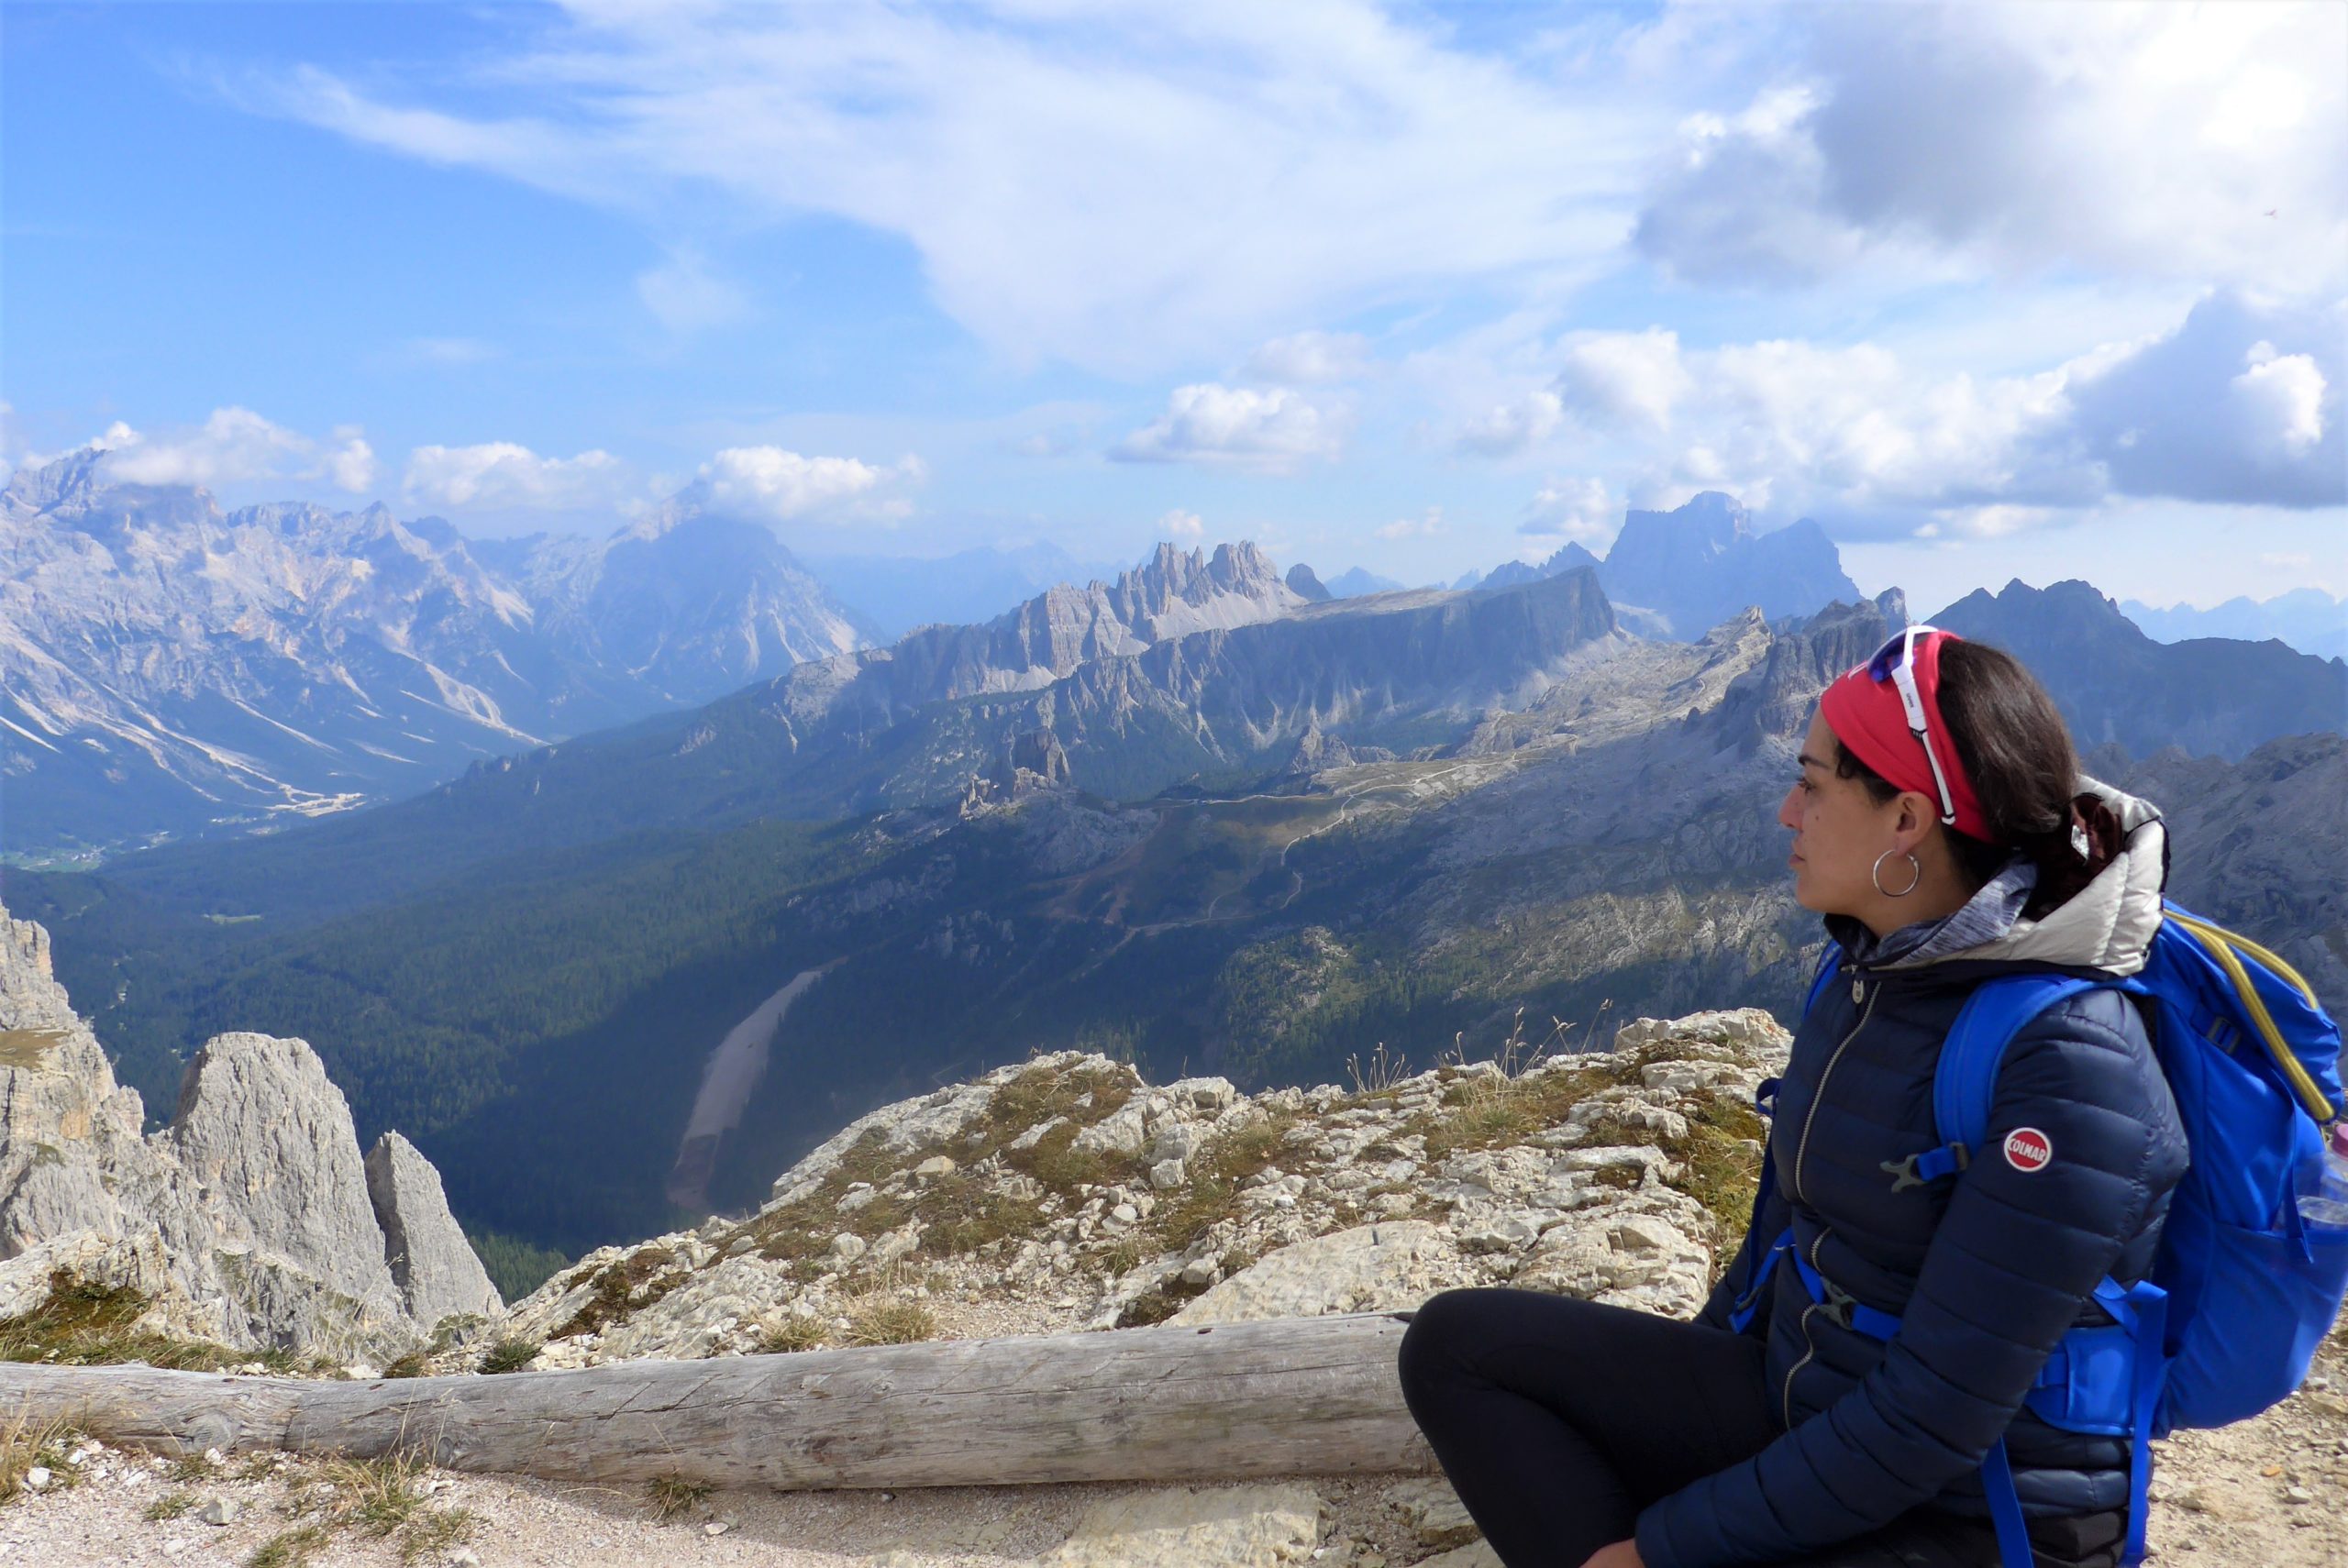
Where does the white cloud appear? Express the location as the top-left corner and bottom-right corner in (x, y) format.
(323, 426), (379, 492)
(254, 4), (1660, 373)
(692, 446), (925, 524)
(1518, 478), (1613, 542)
(1636, 4), (2348, 293)
(637, 248), (752, 334)
(1552, 328), (1691, 434)
(398, 337), (501, 366)
(1375, 506), (1445, 541)
(1456, 391), (1563, 458)
(1158, 508), (1204, 540)
(96, 406), (376, 493)
(1534, 291), (2345, 532)
(403, 442), (626, 510)
(1244, 331), (1372, 385)
(1113, 384), (1346, 472)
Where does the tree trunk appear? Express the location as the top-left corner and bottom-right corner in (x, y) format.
(0, 1311), (1436, 1490)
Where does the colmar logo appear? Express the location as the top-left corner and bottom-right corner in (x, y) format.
(2004, 1127), (2054, 1173)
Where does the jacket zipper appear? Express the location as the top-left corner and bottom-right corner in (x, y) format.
(1793, 973), (1879, 1206)
(1781, 972), (1877, 1428)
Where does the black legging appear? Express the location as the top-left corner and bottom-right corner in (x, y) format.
(1396, 1287), (2113, 1568)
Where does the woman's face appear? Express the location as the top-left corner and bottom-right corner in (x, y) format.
(1778, 707), (1909, 915)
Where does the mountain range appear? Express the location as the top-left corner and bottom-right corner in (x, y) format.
(2121, 588), (2348, 662)
(1, 451), (875, 860)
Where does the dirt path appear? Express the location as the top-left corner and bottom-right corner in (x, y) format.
(666, 967), (831, 1210)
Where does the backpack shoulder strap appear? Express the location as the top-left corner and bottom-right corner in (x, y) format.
(1934, 974), (2115, 1154)
(1803, 941), (1844, 1020)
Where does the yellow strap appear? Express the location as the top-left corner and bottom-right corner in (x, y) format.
(2168, 911), (2320, 1009)
(2168, 915), (2338, 1123)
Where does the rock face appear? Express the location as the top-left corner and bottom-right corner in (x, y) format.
(0, 900), (496, 1354)
(366, 1131), (504, 1326)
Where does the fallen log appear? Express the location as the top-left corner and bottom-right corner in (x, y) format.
(0, 1311), (1437, 1490)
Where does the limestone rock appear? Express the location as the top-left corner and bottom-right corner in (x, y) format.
(1170, 1222), (1458, 1325)
(1412, 1542), (1504, 1568)
(1036, 1484), (1323, 1568)
(1386, 1476), (1480, 1549)
(0, 899), (496, 1356)
(366, 1132), (504, 1328)
(163, 1032), (406, 1334)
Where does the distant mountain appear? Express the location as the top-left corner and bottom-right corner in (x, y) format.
(1596, 493), (1857, 637)
(1459, 495), (1855, 639)
(1323, 566), (1407, 598)
(799, 541), (1116, 639)
(0, 453), (873, 860)
(1284, 564), (1333, 602)
(1932, 579), (2348, 760)
(2121, 589), (2348, 662)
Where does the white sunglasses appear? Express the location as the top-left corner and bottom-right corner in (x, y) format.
(1863, 624), (1959, 828)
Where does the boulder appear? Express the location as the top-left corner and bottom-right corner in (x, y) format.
(1170, 1222), (1459, 1325)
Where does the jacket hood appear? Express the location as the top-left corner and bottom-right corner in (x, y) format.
(1886, 776), (2167, 977)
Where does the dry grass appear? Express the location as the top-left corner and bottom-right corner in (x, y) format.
(144, 1487), (196, 1521)
(648, 1474), (712, 1522)
(0, 1409), (85, 1502)
(246, 1523), (332, 1568)
(278, 1448), (476, 1564)
(0, 1271), (238, 1372)
(550, 1245), (684, 1340)
(753, 1315), (828, 1354)
(842, 1296), (936, 1347)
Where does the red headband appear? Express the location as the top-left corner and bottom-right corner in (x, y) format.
(1817, 629), (1995, 842)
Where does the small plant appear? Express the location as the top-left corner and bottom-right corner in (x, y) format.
(754, 1316), (827, 1354)
(648, 1474), (711, 1521)
(144, 1488), (196, 1520)
(476, 1338), (539, 1375)
(1345, 1040), (1411, 1096)
(381, 1350), (431, 1379)
(246, 1524), (332, 1568)
(844, 1297), (936, 1347)
(168, 1448), (220, 1483)
(235, 1451), (278, 1482)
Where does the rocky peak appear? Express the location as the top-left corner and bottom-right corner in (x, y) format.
(0, 898), (499, 1356)
(1285, 563), (1334, 603)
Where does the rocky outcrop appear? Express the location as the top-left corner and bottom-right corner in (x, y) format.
(481, 1007), (1786, 1371)
(366, 1131), (504, 1327)
(0, 900), (493, 1355)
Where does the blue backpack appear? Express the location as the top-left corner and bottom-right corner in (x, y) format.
(1742, 899), (2348, 1568)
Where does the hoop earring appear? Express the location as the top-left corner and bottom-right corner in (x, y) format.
(1872, 849), (1922, 898)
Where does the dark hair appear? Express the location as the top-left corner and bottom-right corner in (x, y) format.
(1831, 638), (2087, 898)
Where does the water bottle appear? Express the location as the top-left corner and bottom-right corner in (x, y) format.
(2298, 1121), (2348, 1229)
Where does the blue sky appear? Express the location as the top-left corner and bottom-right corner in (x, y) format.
(5, 1), (2344, 609)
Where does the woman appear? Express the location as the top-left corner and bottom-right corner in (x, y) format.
(1397, 625), (2189, 1568)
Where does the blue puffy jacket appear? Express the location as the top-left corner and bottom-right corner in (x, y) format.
(1636, 783), (2192, 1568)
